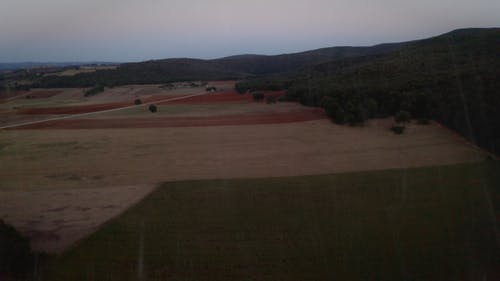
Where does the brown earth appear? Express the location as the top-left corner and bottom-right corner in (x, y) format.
(10, 108), (326, 129)
(0, 185), (155, 253)
(1, 119), (485, 191)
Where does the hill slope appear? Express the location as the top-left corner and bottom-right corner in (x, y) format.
(30, 43), (406, 87)
(279, 28), (500, 155)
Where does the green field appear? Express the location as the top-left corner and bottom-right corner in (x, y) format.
(42, 161), (499, 281)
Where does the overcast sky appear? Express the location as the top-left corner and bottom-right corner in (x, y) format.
(1, 0), (499, 62)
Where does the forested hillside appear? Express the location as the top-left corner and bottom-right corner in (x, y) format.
(27, 44), (405, 88)
(243, 28), (500, 155)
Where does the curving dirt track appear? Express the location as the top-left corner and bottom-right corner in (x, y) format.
(0, 91), (30, 101)
(15, 94), (190, 115)
(10, 108), (327, 129)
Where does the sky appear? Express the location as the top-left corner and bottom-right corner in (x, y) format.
(1, 0), (499, 62)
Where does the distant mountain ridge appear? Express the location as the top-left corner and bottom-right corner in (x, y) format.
(0, 62), (117, 72)
(31, 41), (408, 87)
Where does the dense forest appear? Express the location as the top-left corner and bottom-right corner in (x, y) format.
(236, 28), (500, 155)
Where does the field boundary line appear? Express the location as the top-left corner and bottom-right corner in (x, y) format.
(434, 121), (498, 160)
(0, 92), (208, 130)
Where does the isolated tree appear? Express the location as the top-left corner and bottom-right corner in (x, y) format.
(149, 104), (157, 113)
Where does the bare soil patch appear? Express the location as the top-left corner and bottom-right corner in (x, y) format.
(0, 185), (155, 253)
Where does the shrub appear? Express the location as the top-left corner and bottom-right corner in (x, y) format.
(134, 99), (142, 105)
(252, 92), (265, 101)
(206, 86), (217, 92)
(391, 125), (406, 134)
(149, 104), (157, 113)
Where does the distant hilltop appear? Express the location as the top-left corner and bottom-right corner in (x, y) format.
(0, 62), (119, 72)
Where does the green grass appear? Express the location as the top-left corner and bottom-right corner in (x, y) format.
(42, 161), (499, 281)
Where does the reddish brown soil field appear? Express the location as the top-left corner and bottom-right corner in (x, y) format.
(11, 108), (326, 129)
